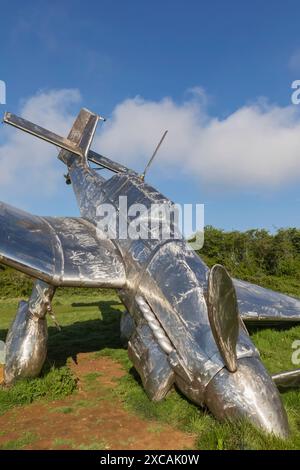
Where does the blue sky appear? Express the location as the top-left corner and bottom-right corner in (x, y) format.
(1, 0), (300, 231)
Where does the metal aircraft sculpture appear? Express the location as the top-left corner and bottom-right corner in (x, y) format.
(0, 108), (300, 439)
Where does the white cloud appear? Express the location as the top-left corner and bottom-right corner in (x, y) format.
(0, 89), (80, 200)
(95, 94), (300, 188)
(1, 87), (300, 208)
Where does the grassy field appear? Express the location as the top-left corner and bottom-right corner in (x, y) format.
(0, 285), (299, 450)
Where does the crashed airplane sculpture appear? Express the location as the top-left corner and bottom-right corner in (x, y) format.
(1, 108), (300, 439)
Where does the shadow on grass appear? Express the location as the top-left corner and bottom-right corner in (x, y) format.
(1, 299), (299, 397)
(246, 323), (300, 334)
(0, 298), (300, 449)
(0, 299), (124, 371)
(48, 300), (124, 369)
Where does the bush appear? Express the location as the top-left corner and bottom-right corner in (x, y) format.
(198, 226), (300, 295)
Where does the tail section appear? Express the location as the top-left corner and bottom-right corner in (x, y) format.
(3, 109), (103, 165)
(58, 108), (102, 165)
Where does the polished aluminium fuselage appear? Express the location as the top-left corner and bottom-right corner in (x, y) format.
(68, 159), (289, 438)
(0, 109), (293, 439)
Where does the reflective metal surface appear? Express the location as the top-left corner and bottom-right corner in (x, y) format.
(4, 110), (103, 160)
(1, 108), (299, 438)
(0, 203), (126, 288)
(205, 357), (289, 438)
(4, 280), (55, 385)
(4, 109), (137, 175)
(128, 324), (175, 401)
(120, 310), (135, 347)
(272, 369), (300, 389)
(207, 265), (239, 372)
(4, 112), (87, 158)
(234, 278), (300, 323)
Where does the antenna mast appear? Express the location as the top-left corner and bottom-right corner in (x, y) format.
(141, 130), (168, 181)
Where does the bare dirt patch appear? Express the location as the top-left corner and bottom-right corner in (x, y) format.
(0, 354), (196, 450)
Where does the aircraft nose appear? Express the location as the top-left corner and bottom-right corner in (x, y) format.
(204, 356), (289, 439)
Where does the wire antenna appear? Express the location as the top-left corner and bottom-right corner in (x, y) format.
(141, 130), (168, 181)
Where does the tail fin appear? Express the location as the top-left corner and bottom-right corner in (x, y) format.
(3, 109), (103, 165)
(58, 108), (102, 165)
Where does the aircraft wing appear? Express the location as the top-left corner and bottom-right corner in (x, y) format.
(233, 278), (300, 323)
(0, 201), (126, 288)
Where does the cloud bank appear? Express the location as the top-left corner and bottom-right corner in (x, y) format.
(1, 87), (300, 205)
(95, 92), (300, 188)
(0, 89), (80, 201)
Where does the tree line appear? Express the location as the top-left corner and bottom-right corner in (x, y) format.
(1, 226), (300, 298)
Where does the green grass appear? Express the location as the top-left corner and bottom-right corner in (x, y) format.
(52, 437), (109, 450)
(52, 438), (75, 448)
(97, 347), (300, 449)
(0, 290), (121, 417)
(52, 406), (74, 414)
(0, 366), (77, 415)
(0, 285), (299, 449)
(77, 441), (109, 450)
(0, 432), (37, 450)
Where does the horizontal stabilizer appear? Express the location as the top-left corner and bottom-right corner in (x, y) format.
(3, 109), (103, 161)
(4, 112), (84, 157)
(3, 110), (136, 174)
